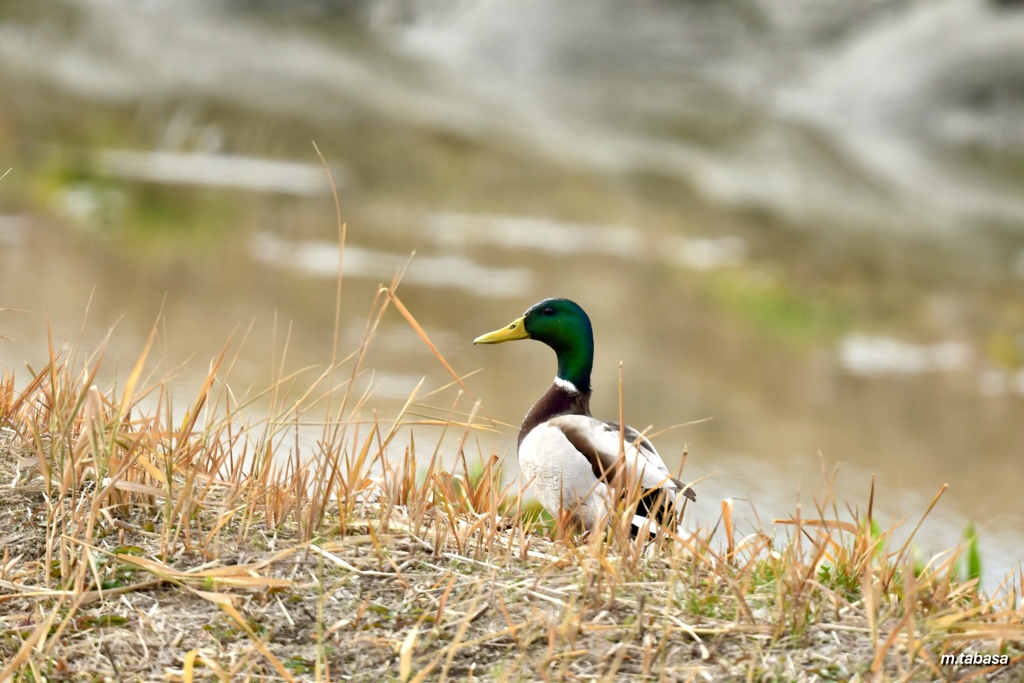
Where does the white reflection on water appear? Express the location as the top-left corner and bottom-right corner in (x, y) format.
(839, 334), (972, 376)
(978, 368), (1024, 398)
(671, 236), (746, 272)
(250, 232), (532, 297)
(0, 215), (28, 246)
(426, 212), (745, 271)
(427, 213), (640, 255)
(99, 150), (342, 196)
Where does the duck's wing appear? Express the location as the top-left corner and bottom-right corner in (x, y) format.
(546, 414), (696, 504)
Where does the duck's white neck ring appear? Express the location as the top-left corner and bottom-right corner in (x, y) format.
(553, 376), (580, 394)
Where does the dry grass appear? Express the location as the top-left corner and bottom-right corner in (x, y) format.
(1, 287), (1022, 683)
(1, 173), (1022, 680)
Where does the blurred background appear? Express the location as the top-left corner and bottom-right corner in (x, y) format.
(2, 0), (1023, 587)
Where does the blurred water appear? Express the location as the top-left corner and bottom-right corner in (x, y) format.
(1, 0), (1023, 590)
(396, 0), (1024, 229)
(4, 0), (1024, 228)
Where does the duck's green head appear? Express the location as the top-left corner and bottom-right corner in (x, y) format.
(474, 298), (594, 393)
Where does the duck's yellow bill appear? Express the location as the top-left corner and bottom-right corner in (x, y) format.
(473, 316), (530, 344)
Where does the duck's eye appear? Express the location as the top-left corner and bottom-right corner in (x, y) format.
(543, 307), (555, 315)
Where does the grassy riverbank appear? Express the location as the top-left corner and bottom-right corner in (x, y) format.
(1, 282), (1023, 682)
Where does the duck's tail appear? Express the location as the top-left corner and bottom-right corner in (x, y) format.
(628, 479), (696, 537)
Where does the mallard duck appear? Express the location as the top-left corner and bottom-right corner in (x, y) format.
(474, 298), (696, 534)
